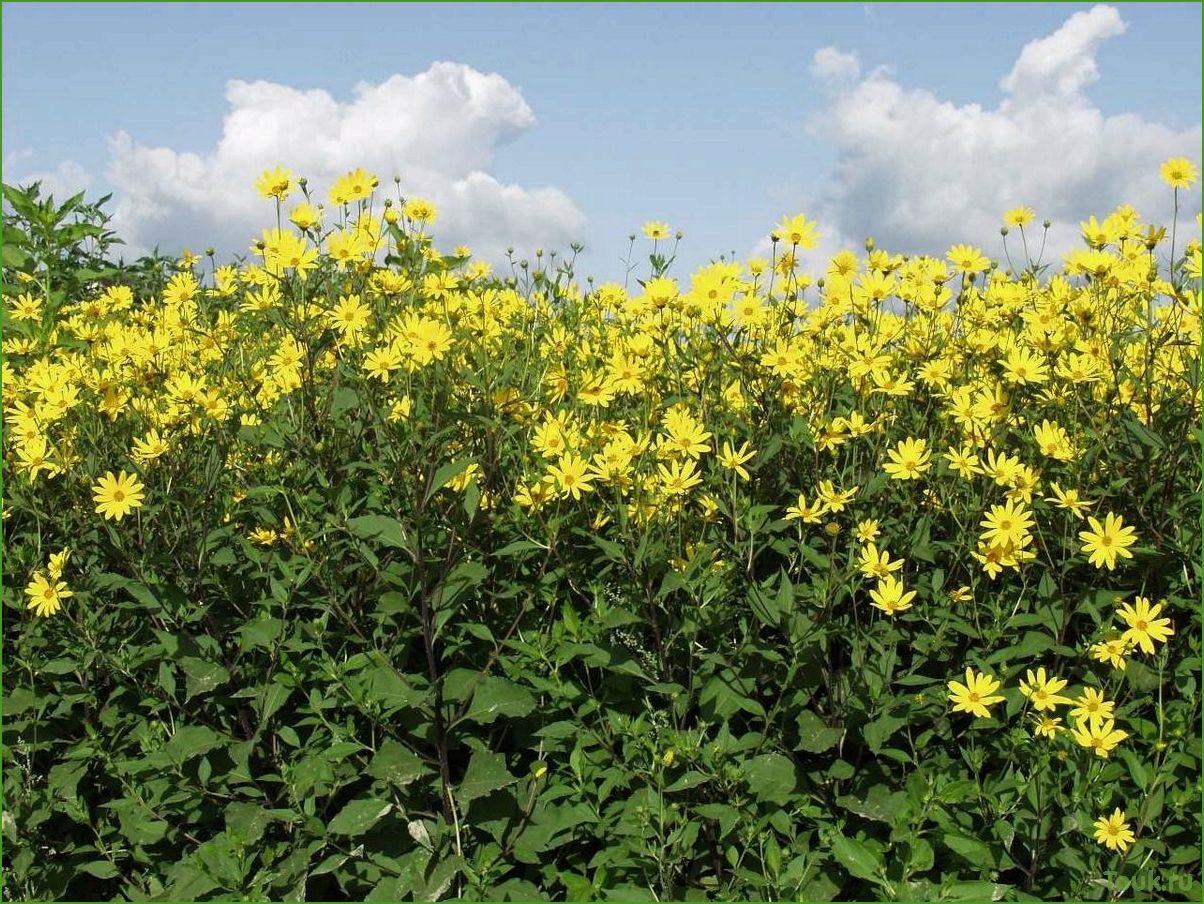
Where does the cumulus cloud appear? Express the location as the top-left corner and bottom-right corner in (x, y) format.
(1001, 4), (1126, 100)
(809, 47), (861, 88)
(101, 62), (585, 262)
(780, 4), (1200, 268)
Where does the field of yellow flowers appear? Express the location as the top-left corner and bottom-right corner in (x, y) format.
(2, 159), (1201, 902)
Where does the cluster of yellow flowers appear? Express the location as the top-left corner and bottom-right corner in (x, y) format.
(4, 158), (1198, 863)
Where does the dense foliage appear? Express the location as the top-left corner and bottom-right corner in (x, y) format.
(2, 167), (1201, 902)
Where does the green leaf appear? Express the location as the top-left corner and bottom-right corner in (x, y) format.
(165, 725), (225, 765)
(362, 666), (424, 711)
(797, 710), (842, 753)
(943, 833), (995, 867)
(664, 771), (712, 793)
(863, 711), (908, 754)
(366, 740), (429, 788)
(180, 657), (230, 701)
(457, 750), (517, 808)
(831, 834), (881, 881)
(78, 860), (120, 879)
(348, 514), (410, 551)
(327, 798), (393, 836)
(239, 616), (284, 651)
(464, 676), (536, 724)
(744, 753), (795, 804)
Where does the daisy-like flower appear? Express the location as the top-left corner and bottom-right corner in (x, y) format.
(784, 494), (826, 524)
(1030, 713), (1063, 739)
(92, 471), (146, 522)
(1089, 633), (1132, 671)
(858, 542), (904, 579)
(883, 437), (931, 480)
(1069, 687), (1115, 728)
(25, 571), (72, 617)
(549, 454), (595, 500)
(1003, 206), (1035, 227)
(979, 499), (1034, 548)
(943, 445), (981, 479)
(947, 667), (1005, 719)
(1071, 717), (1128, 758)
(815, 479), (857, 512)
(1160, 157), (1198, 190)
(1115, 596), (1174, 654)
(1019, 667), (1073, 712)
(1093, 808), (1136, 852)
(642, 221), (672, 241)
(868, 575), (916, 617)
(854, 519), (881, 542)
(717, 440), (756, 481)
(1078, 512), (1137, 570)
(1044, 483), (1094, 519)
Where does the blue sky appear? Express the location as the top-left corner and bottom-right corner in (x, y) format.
(3, 2), (1201, 277)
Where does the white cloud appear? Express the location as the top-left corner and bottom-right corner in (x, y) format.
(102, 62), (585, 262)
(810, 47), (861, 88)
(1000, 4), (1126, 100)
(779, 5), (1200, 270)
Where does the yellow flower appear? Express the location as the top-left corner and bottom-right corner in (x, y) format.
(1018, 668), (1072, 712)
(1160, 156), (1198, 189)
(1030, 714), (1063, 739)
(46, 549), (71, 580)
(1045, 483), (1094, 519)
(402, 197), (438, 223)
(979, 499), (1034, 548)
(549, 454), (594, 500)
(1089, 633), (1132, 671)
(1070, 717), (1128, 758)
(717, 440), (755, 480)
(25, 571), (72, 617)
(92, 471), (146, 521)
(784, 493), (826, 524)
(254, 166), (293, 201)
(657, 459), (703, 498)
(1093, 808), (1135, 852)
(868, 575), (916, 617)
(1003, 206), (1035, 227)
(815, 480), (857, 512)
(883, 437), (931, 480)
(1069, 687), (1115, 729)
(642, 221), (672, 241)
(947, 667), (1005, 719)
(858, 542), (904, 579)
(773, 214), (820, 249)
(289, 202), (322, 231)
(1078, 512), (1137, 570)
(328, 167), (379, 205)
(1115, 596), (1174, 655)
(854, 519), (881, 542)
(947, 244), (990, 274)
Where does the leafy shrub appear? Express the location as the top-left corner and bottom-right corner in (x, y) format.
(2, 168), (1200, 902)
